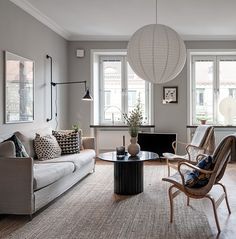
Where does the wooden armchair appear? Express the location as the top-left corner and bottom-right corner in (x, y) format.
(163, 125), (215, 176)
(162, 134), (235, 233)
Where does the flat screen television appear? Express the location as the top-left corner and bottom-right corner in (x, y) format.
(138, 133), (177, 157)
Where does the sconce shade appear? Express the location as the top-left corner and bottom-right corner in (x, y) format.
(83, 89), (93, 101)
(127, 24), (186, 84)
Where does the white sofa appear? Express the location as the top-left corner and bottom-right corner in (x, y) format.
(0, 128), (96, 217)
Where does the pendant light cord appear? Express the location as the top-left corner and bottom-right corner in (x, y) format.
(155, 0), (157, 24)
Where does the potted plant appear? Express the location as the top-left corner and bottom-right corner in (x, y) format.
(197, 115), (208, 125)
(72, 123), (80, 131)
(123, 99), (143, 156)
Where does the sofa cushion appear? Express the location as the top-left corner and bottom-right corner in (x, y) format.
(35, 149), (95, 169)
(33, 162), (75, 190)
(15, 128), (52, 158)
(34, 134), (61, 160)
(52, 130), (80, 154)
(4, 135), (29, 157)
(0, 141), (16, 157)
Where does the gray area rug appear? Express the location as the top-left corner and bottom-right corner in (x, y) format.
(2, 165), (213, 239)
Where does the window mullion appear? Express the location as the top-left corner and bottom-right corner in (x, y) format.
(214, 56), (220, 124)
(122, 56), (128, 115)
(99, 57), (105, 124)
(145, 81), (151, 124)
(192, 56), (196, 124)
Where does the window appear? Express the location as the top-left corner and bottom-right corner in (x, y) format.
(98, 55), (152, 125)
(191, 53), (236, 125)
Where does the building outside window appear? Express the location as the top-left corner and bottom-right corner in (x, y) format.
(190, 53), (236, 125)
(196, 88), (205, 106)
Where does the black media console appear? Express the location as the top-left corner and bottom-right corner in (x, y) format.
(138, 132), (177, 156)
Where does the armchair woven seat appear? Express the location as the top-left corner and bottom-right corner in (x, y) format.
(163, 125), (215, 176)
(162, 134), (236, 233)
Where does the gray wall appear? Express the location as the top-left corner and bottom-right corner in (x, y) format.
(67, 41), (127, 133)
(68, 40), (236, 149)
(0, 0), (68, 137)
(2, 0), (236, 148)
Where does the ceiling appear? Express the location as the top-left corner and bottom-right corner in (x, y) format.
(10, 0), (236, 41)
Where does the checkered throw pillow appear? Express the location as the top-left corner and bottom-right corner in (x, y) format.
(52, 130), (80, 154)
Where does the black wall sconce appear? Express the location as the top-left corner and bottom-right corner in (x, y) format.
(46, 54), (92, 122)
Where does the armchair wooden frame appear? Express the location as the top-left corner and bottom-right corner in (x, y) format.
(165, 126), (214, 176)
(163, 135), (234, 233)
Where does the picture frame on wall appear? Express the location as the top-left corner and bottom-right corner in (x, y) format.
(5, 51), (34, 123)
(163, 86), (178, 104)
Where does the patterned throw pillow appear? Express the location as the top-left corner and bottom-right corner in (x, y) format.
(4, 134), (29, 157)
(185, 155), (214, 188)
(52, 130), (80, 154)
(34, 134), (61, 160)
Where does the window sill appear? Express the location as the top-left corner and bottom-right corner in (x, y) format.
(187, 125), (236, 128)
(90, 125), (155, 128)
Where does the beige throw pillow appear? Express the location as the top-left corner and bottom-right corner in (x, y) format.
(0, 141), (16, 157)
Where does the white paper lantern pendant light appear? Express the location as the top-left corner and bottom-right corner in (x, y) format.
(127, 0), (186, 84)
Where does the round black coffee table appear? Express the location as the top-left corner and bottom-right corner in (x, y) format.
(98, 151), (158, 195)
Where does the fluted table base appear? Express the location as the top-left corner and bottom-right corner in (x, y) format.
(114, 162), (143, 195)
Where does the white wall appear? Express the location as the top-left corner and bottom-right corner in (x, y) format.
(0, 0), (68, 136)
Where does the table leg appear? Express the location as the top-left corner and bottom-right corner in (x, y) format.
(114, 162), (143, 195)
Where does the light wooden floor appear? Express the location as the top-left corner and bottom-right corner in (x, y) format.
(0, 160), (235, 238)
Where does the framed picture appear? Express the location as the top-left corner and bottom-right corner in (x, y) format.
(163, 86), (178, 104)
(5, 51), (34, 123)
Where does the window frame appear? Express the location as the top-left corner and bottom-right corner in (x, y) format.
(188, 50), (236, 126)
(97, 54), (152, 125)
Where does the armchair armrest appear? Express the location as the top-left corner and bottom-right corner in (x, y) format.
(178, 161), (214, 174)
(0, 157), (34, 215)
(172, 140), (189, 154)
(82, 137), (95, 150)
(196, 153), (209, 162)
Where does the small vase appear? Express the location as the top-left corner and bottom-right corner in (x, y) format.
(128, 137), (140, 156)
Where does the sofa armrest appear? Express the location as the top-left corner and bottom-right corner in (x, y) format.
(0, 141), (16, 157)
(82, 137), (95, 150)
(0, 157), (34, 215)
